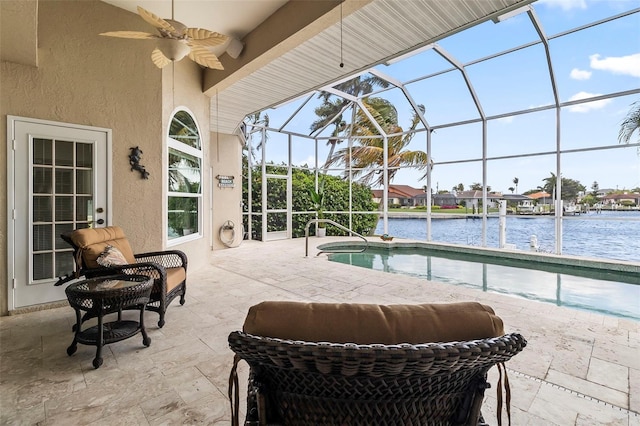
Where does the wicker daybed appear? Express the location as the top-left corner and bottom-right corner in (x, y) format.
(228, 301), (527, 425)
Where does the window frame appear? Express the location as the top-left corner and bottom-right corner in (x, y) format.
(166, 108), (203, 246)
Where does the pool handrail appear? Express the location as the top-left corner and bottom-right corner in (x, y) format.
(304, 219), (369, 257)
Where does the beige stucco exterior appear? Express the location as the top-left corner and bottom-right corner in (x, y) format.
(1, 0), (242, 315)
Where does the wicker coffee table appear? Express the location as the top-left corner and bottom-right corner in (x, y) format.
(65, 274), (154, 368)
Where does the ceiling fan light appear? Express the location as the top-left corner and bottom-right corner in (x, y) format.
(157, 38), (190, 61)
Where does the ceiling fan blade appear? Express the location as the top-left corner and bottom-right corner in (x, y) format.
(185, 28), (228, 46)
(99, 31), (158, 40)
(151, 48), (172, 68)
(137, 6), (181, 36)
(188, 46), (224, 70)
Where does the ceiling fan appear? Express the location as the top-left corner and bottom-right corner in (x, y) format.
(100, 6), (241, 70)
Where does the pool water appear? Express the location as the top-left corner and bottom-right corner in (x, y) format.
(328, 247), (640, 321)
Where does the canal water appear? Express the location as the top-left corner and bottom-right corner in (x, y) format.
(374, 211), (639, 262)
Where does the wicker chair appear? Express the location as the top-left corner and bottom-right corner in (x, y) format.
(228, 301), (527, 426)
(57, 226), (187, 328)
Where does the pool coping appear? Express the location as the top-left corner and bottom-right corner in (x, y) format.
(318, 239), (640, 276)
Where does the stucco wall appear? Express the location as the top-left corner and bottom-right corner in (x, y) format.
(0, 0), (224, 315)
(210, 133), (243, 249)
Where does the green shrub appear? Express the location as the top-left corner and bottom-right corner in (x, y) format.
(243, 160), (378, 239)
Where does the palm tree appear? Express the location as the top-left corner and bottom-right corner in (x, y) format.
(512, 177), (519, 194)
(508, 187), (515, 193)
(619, 101), (640, 145)
(310, 75), (390, 169)
(542, 172), (557, 197)
(245, 112), (269, 162)
(325, 97), (429, 187)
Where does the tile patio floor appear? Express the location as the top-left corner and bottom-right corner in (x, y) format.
(1, 237), (638, 425)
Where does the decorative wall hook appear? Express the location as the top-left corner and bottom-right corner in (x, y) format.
(129, 146), (150, 179)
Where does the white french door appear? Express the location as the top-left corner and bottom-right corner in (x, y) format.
(7, 116), (111, 310)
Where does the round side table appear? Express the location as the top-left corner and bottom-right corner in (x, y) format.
(65, 274), (154, 369)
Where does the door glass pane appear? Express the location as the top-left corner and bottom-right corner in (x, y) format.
(30, 134), (97, 284)
(55, 196), (74, 221)
(76, 143), (93, 167)
(76, 170), (92, 194)
(55, 254), (74, 277)
(33, 196), (52, 222)
(55, 224), (74, 249)
(76, 197), (93, 222)
(33, 167), (52, 194)
(33, 224), (53, 251)
(55, 140), (74, 166)
(55, 169), (74, 193)
(33, 138), (52, 165)
(33, 253), (52, 280)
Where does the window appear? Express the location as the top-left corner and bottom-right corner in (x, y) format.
(167, 109), (202, 242)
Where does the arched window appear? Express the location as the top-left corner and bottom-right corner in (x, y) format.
(167, 109), (202, 242)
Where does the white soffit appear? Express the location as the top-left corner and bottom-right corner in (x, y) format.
(211, 0), (533, 134)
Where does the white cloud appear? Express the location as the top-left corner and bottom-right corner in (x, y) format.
(496, 116), (515, 124)
(538, 0), (587, 11)
(589, 53), (640, 78)
(570, 68), (591, 80)
(566, 91), (612, 113)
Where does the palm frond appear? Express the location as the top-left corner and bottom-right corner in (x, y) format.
(619, 101), (640, 145)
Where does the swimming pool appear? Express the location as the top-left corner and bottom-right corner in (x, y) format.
(324, 242), (640, 321)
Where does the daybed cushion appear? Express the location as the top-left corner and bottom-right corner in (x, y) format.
(243, 301), (504, 345)
(70, 226), (136, 269)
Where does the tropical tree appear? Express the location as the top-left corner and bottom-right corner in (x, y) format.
(618, 100), (640, 146)
(454, 183), (464, 192)
(512, 177), (519, 193)
(244, 112), (270, 162)
(310, 75), (390, 168)
(508, 187), (515, 193)
(469, 183), (491, 192)
(324, 97), (430, 187)
(541, 172), (586, 201)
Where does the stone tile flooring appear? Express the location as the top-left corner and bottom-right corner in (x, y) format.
(1, 237), (638, 425)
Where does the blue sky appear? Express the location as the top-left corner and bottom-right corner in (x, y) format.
(252, 0), (640, 194)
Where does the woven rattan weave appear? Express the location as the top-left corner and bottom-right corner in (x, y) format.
(228, 331), (527, 425)
(65, 274), (154, 368)
(58, 230), (187, 328)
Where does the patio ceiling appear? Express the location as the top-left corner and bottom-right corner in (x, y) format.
(0, 0), (534, 135)
(206, 0), (534, 135)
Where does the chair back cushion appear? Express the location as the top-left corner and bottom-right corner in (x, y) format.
(69, 226), (136, 269)
(243, 301), (504, 345)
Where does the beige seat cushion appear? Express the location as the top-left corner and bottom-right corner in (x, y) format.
(243, 301), (504, 345)
(70, 226), (136, 269)
(166, 267), (186, 292)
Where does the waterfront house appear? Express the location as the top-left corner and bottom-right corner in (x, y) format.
(372, 185), (426, 207)
(602, 192), (640, 208)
